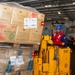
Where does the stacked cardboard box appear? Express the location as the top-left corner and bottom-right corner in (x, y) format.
(0, 3), (45, 44)
(0, 48), (33, 75)
(0, 4), (13, 25)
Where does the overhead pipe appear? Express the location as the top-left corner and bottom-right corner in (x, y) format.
(35, 3), (75, 9)
(19, 0), (51, 3)
(19, 0), (39, 3)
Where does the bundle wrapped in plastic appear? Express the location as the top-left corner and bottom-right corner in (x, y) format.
(0, 2), (45, 44)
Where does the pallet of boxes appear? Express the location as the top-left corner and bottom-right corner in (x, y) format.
(0, 2), (45, 75)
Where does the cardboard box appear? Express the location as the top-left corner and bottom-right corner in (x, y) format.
(0, 48), (33, 72)
(21, 70), (33, 75)
(11, 8), (28, 26)
(0, 25), (17, 43)
(14, 49), (33, 71)
(3, 25), (17, 43)
(0, 4), (13, 25)
(27, 11), (44, 29)
(29, 29), (42, 44)
(15, 26), (30, 44)
(0, 49), (17, 72)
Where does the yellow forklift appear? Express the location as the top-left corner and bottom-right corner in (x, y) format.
(33, 29), (71, 75)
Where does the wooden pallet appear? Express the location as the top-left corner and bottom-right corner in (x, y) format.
(0, 42), (40, 50)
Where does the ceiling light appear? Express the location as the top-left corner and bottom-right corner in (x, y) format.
(64, 17), (68, 20)
(45, 5), (51, 7)
(73, 2), (75, 4)
(47, 18), (51, 20)
(58, 12), (61, 14)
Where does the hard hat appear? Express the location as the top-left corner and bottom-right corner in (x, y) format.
(56, 24), (62, 30)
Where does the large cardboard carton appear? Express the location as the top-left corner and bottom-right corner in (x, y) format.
(25, 11), (44, 44)
(15, 26), (30, 44)
(29, 29), (42, 44)
(0, 4), (13, 25)
(21, 70), (33, 75)
(11, 8), (28, 26)
(0, 25), (17, 43)
(3, 25), (17, 43)
(27, 11), (44, 29)
(14, 49), (33, 71)
(0, 49), (17, 72)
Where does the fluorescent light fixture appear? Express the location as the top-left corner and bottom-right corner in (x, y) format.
(45, 5), (51, 7)
(73, 2), (75, 4)
(64, 17), (68, 20)
(47, 18), (51, 20)
(58, 12), (61, 14)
